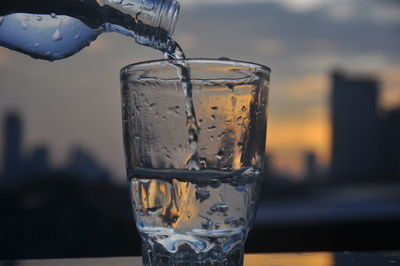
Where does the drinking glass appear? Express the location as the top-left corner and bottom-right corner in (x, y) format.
(120, 59), (270, 265)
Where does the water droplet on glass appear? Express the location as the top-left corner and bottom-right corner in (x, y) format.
(35, 15), (43, 21)
(207, 125), (216, 131)
(209, 179), (222, 189)
(231, 97), (237, 109)
(196, 189), (210, 202)
(146, 206), (162, 214)
(34, 42), (40, 47)
(235, 186), (247, 192)
(201, 218), (213, 229)
(211, 203), (228, 213)
(211, 106), (218, 111)
(50, 13), (57, 18)
(211, 115), (216, 121)
(52, 29), (63, 41)
(73, 33), (80, 40)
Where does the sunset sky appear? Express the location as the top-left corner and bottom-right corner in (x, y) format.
(0, 0), (399, 182)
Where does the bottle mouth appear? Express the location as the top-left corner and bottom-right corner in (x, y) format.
(157, 0), (180, 37)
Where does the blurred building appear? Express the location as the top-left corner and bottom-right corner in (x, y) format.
(330, 71), (383, 182)
(25, 145), (51, 176)
(66, 148), (110, 183)
(382, 108), (400, 178)
(304, 151), (317, 182)
(1, 111), (111, 184)
(2, 112), (24, 179)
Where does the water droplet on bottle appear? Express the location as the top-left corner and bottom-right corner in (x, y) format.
(35, 15), (43, 21)
(122, 2), (138, 10)
(21, 21), (28, 30)
(52, 29), (63, 41)
(50, 13), (57, 18)
(73, 33), (80, 40)
(143, 0), (155, 10)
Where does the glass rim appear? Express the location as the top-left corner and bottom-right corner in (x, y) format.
(120, 58), (271, 74)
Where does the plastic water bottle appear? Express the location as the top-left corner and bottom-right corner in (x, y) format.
(0, 0), (179, 60)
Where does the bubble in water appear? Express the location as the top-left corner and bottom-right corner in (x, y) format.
(52, 29), (63, 41)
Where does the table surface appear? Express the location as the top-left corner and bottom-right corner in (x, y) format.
(2, 251), (399, 266)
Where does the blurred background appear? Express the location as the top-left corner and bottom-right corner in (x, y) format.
(0, 0), (399, 259)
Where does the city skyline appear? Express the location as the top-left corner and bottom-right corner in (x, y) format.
(0, 0), (399, 180)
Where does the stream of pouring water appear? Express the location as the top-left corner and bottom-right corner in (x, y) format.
(163, 40), (201, 171)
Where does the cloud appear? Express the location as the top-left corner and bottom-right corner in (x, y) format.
(183, 0), (333, 12)
(253, 38), (286, 56)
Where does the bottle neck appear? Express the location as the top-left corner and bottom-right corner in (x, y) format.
(98, 0), (179, 37)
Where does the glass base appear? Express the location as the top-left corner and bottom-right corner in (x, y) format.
(141, 241), (244, 266)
